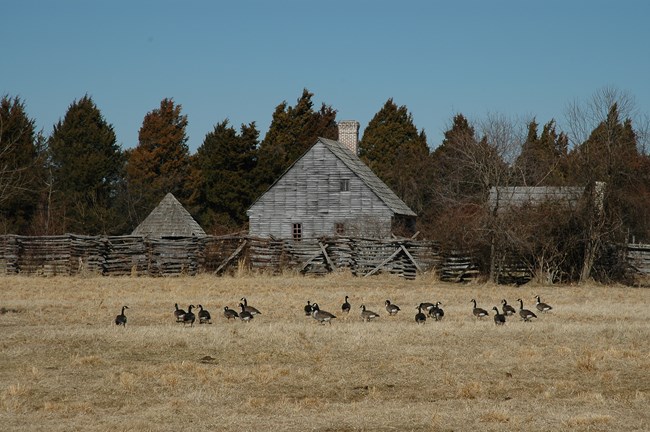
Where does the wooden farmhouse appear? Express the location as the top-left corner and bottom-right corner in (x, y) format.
(247, 121), (417, 240)
(132, 193), (206, 238)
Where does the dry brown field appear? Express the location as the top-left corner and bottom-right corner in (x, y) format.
(1, 272), (648, 431)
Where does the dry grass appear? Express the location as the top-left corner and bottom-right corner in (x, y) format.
(1, 272), (649, 431)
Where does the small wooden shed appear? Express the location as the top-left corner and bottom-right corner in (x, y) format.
(488, 186), (586, 212)
(132, 193), (206, 238)
(247, 126), (416, 240)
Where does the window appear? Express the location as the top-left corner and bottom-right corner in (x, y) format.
(292, 223), (302, 240)
(335, 222), (345, 235)
(339, 179), (350, 192)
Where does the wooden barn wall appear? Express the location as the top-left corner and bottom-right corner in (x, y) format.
(248, 142), (393, 239)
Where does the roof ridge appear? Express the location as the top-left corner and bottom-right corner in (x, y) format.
(320, 138), (416, 217)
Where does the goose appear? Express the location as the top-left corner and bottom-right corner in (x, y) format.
(415, 305), (427, 324)
(501, 299), (517, 316)
(239, 303), (254, 322)
(470, 299), (488, 319)
(385, 300), (401, 316)
(304, 300), (313, 316)
(429, 301), (444, 321)
(223, 306), (239, 320)
(311, 303), (336, 325)
(174, 303), (186, 322)
(534, 295), (553, 313)
(493, 306), (506, 325)
(240, 297), (261, 315)
(360, 304), (380, 322)
(115, 306), (128, 326)
(183, 305), (196, 327)
(198, 305), (212, 324)
(419, 302), (436, 312)
(517, 298), (537, 322)
(341, 296), (351, 314)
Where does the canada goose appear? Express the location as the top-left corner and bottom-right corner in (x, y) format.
(183, 305), (196, 327)
(115, 306), (128, 326)
(239, 303), (254, 322)
(311, 303), (336, 325)
(517, 298), (537, 322)
(415, 305), (426, 324)
(174, 303), (186, 322)
(360, 304), (380, 322)
(493, 306), (506, 325)
(419, 302), (436, 312)
(385, 300), (401, 316)
(223, 306), (239, 320)
(534, 295), (553, 313)
(501, 299), (517, 316)
(198, 305), (212, 324)
(304, 300), (313, 316)
(429, 301), (444, 321)
(240, 297), (261, 315)
(470, 299), (488, 319)
(341, 296), (351, 314)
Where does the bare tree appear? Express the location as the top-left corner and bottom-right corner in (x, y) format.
(565, 86), (646, 151)
(474, 113), (528, 281)
(565, 87), (648, 282)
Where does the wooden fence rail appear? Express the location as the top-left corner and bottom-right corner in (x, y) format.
(2, 234), (646, 282)
(0, 234), (452, 279)
(627, 243), (650, 275)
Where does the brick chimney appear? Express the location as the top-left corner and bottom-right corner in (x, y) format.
(337, 120), (360, 156)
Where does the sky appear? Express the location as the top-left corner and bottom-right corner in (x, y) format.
(2, 0), (649, 153)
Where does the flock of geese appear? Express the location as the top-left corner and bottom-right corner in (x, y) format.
(114, 295), (553, 327)
(302, 294), (552, 326)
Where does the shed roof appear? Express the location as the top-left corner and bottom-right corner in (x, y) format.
(132, 193), (206, 237)
(489, 186), (585, 211)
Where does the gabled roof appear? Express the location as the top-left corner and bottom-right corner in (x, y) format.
(132, 193), (206, 237)
(319, 138), (416, 216)
(248, 137), (416, 217)
(489, 186), (585, 211)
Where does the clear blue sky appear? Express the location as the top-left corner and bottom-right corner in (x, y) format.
(3, 0), (649, 153)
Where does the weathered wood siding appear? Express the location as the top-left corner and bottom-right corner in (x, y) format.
(248, 142), (394, 239)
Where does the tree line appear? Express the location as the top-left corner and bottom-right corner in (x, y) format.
(1, 87), (649, 283)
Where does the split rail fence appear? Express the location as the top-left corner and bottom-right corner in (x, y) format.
(0, 234), (479, 280)
(627, 242), (650, 277)
(1, 234), (646, 282)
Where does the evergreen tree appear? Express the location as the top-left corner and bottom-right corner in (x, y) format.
(514, 119), (569, 186)
(254, 89), (337, 197)
(358, 98), (430, 213)
(0, 96), (46, 234)
(430, 114), (497, 203)
(48, 95), (124, 234)
(190, 120), (258, 233)
(126, 98), (191, 226)
(572, 104), (638, 186)
(359, 99), (428, 185)
(567, 103), (644, 281)
(427, 114), (494, 245)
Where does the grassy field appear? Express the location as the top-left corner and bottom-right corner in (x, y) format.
(1, 272), (648, 431)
